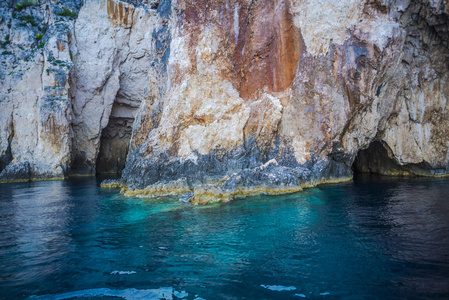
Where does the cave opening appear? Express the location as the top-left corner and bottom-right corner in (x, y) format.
(352, 141), (439, 177)
(352, 141), (405, 176)
(0, 143), (12, 174)
(95, 103), (136, 175)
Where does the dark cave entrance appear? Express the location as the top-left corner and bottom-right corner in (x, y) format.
(352, 141), (405, 176)
(351, 140), (434, 176)
(95, 105), (135, 175)
(0, 143), (12, 174)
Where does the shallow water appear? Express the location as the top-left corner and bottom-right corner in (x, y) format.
(0, 176), (448, 299)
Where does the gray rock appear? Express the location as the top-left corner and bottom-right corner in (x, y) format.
(0, 161), (31, 181)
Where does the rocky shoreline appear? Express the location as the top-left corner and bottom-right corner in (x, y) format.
(1, 0), (449, 203)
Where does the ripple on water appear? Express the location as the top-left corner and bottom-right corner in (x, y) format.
(261, 284), (297, 291)
(27, 287), (189, 300)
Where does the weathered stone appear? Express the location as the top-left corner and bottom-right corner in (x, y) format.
(0, 161), (31, 182)
(69, 0), (158, 175)
(0, 0), (157, 179)
(1, 0), (448, 204)
(119, 0), (449, 203)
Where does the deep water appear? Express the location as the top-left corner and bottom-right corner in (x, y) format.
(0, 176), (449, 300)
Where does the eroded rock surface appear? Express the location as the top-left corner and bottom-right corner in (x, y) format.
(120, 0), (449, 203)
(1, 0), (448, 203)
(0, 0), (158, 180)
(0, 0), (80, 180)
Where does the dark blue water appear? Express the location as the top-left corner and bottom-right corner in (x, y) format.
(0, 176), (448, 300)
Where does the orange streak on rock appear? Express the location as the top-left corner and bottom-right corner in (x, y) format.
(178, 0), (303, 101)
(236, 0), (303, 100)
(107, 0), (133, 28)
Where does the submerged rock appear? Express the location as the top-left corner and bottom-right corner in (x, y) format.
(1, 0), (449, 202)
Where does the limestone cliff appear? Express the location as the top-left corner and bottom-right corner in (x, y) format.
(0, 0), (156, 179)
(1, 0), (448, 203)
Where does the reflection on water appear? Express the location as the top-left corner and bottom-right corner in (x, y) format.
(0, 176), (448, 299)
(1, 181), (73, 288)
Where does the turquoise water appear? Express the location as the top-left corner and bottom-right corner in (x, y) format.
(0, 176), (448, 299)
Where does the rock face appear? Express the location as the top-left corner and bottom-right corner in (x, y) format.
(0, 0), (79, 180)
(0, 0), (156, 179)
(1, 0), (449, 202)
(120, 0), (449, 203)
(70, 0), (157, 175)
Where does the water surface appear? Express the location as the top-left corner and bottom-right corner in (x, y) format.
(0, 176), (448, 299)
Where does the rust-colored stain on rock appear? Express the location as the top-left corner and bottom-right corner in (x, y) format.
(41, 115), (63, 149)
(56, 40), (65, 52)
(107, 0), (134, 28)
(236, 0), (303, 99)
(179, 0), (303, 100)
